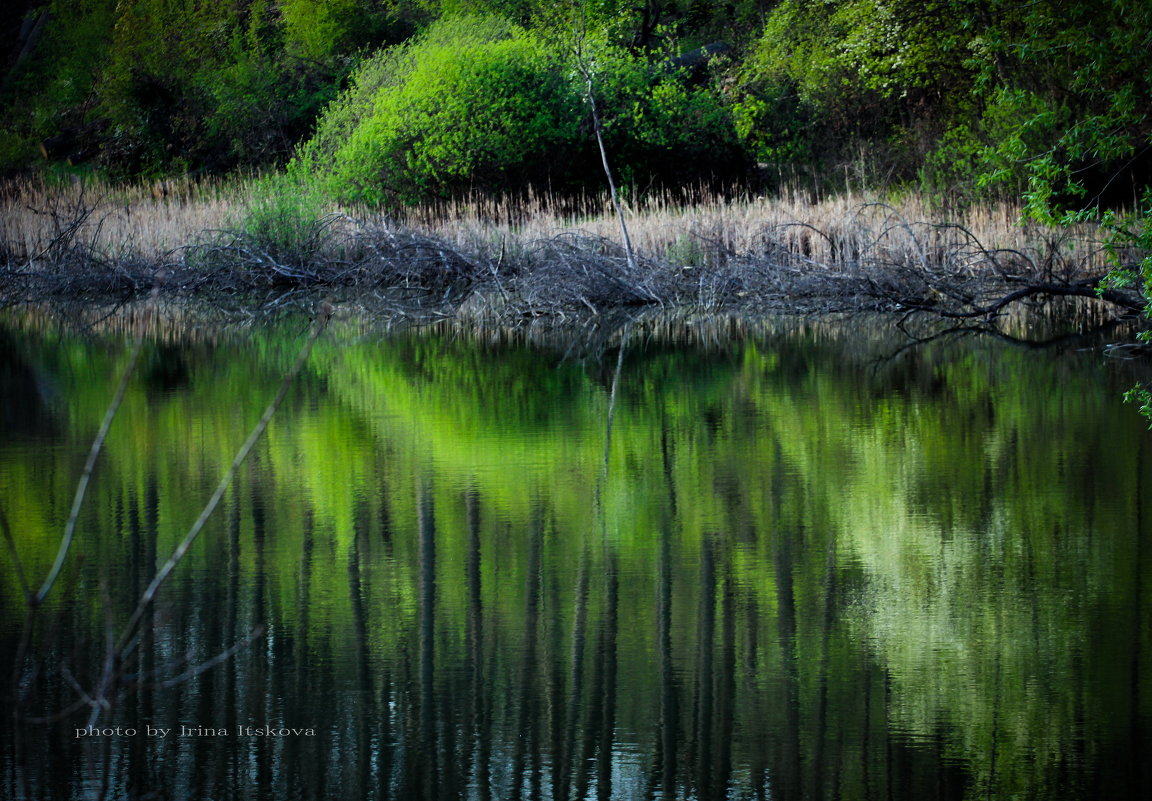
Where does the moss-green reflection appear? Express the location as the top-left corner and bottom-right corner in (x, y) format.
(1, 314), (1149, 801)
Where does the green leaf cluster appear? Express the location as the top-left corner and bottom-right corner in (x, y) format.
(294, 14), (740, 206)
(294, 15), (579, 206)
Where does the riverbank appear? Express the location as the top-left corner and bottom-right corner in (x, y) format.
(0, 177), (1143, 326)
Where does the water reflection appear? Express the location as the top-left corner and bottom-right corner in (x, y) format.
(1, 313), (1150, 800)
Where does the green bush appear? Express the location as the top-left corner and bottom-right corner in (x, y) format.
(579, 39), (743, 188)
(734, 0), (983, 191)
(234, 174), (334, 265)
(730, 79), (820, 170)
(295, 16), (580, 205)
(294, 14), (742, 206)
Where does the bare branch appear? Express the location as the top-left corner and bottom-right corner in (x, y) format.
(115, 301), (333, 658)
(157, 626), (265, 689)
(34, 289), (157, 606)
(0, 503), (32, 603)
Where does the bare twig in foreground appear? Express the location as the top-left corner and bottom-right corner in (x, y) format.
(34, 288), (158, 605)
(571, 7), (638, 276)
(114, 300), (333, 661)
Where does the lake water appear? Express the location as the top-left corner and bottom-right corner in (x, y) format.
(1, 310), (1150, 800)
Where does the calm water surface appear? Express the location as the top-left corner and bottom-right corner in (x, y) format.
(1, 312), (1149, 800)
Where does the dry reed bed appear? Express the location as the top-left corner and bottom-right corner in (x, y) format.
(0, 177), (1139, 322)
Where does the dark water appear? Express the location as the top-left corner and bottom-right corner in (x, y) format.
(1, 312), (1150, 801)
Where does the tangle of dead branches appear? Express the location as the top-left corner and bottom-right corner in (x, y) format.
(1, 196), (1146, 326)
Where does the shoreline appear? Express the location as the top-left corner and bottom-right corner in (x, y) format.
(0, 178), (1142, 327)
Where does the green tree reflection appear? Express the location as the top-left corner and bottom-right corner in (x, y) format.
(1, 316), (1149, 800)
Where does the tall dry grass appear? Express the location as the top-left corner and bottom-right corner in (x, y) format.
(397, 185), (1111, 278)
(1, 175), (1108, 271)
(2, 174), (1132, 323)
(0, 175), (252, 260)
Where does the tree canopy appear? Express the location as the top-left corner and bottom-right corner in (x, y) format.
(1, 0), (1149, 217)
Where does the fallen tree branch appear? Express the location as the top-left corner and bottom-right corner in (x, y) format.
(898, 276), (1145, 320)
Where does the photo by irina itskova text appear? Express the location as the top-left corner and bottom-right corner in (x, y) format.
(74, 724), (316, 738)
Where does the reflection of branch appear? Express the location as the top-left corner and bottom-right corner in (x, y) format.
(158, 625), (265, 688)
(602, 328), (628, 473)
(23, 696), (90, 724)
(84, 614), (117, 727)
(11, 298), (328, 734)
(0, 504), (32, 603)
(34, 327), (146, 605)
(116, 302), (333, 660)
(876, 317), (1125, 366)
(598, 325), (628, 547)
(60, 666), (98, 711)
(25, 625), (266, 726)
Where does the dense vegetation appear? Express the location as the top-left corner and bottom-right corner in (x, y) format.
(291, 14), (741, 205)
(3, 2), (1152, 335)
(3, 1), (1149, 208)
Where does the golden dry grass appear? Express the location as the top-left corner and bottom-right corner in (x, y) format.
(406, 185), (1112, 279)
(1, 176), (250, 260)
(1, 175), (1109, 275)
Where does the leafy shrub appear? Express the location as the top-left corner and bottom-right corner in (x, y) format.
(295, 15), (580, 205)
(734, 0), (983, 191)
(294, 14), (742, 206)
(730, 79), (819, 170)
(234, 174), (334, 265)
(579, 38), (744, 188)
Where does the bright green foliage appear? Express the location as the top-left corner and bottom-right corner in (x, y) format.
(295, 14), (740, 206)
(579, 36), (742, 187)
(233, 174), (333, 264)
(296, 16), (580, 205)
(927, 1), (1152, 215)
(409, 1), (766, 49)
(280, 0), (396, 60)
(728, 0), (1152, 211)
(972, 1), (1152, 218)
(746, 0), (969, 105)
(734, 0), (974, 178)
